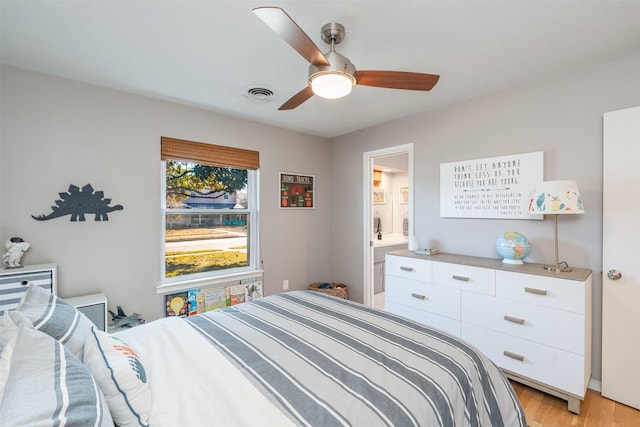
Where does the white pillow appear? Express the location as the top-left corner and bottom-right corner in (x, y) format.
(0, 311), (113, 427)
(84, 327), (151, 427)
(14, 283), (95, 361)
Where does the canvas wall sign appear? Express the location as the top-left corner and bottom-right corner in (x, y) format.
(440, 152), (543, 219)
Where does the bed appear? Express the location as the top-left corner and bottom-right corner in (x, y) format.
(0, 285), (527, 427)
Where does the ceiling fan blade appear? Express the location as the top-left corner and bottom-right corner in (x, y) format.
(278, 86), (315, 110)
(354, 71), (440, 91)
(253, 7), (329, 66)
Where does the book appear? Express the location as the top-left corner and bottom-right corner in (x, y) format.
(229, 284), (246, 306)
(187, 289), (200, 316)
(245, 281), (263, 302)
(165, 292), (190, 317)
(414, 248), (440, 255)
(204, 288), (226, 312)
(196, 289), (205, 314)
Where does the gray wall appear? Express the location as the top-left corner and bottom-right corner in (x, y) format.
(2, 51), (639, 384)
(329, 51), (640, 383)
(0, 66), (331, 320)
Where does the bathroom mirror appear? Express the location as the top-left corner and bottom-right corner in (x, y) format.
(373, 153), (408, 239)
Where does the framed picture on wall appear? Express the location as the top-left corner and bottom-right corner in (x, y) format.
(373, 189), (385, 204)
(399, 187), (409, 204)
(279, 172), (314, 208)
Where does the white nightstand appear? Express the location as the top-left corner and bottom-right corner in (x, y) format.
(65, 293), (108, 332)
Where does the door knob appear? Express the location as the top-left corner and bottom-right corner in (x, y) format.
(607, 269), (622, 280)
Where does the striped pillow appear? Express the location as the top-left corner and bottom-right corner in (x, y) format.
(84, 327), (151, 427)
(15, 283), (94, 361)
(0, 311), (113, 427)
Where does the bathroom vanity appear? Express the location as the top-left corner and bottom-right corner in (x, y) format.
(373, 235), (407, 294)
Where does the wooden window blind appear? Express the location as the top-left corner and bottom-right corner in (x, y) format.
(161, 137), (259, 170)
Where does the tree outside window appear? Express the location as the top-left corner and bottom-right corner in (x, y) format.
(163, 161), (254, 279)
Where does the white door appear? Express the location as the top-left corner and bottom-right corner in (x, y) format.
(602, 106), (640, 410)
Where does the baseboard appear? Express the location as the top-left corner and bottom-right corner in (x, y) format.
(588, 378), (602, 392)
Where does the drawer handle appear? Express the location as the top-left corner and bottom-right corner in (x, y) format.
(503, 351), (525, 362)
(400, 266), (415, 272)
(452, 275), (469, 282)
(503, 315), (525, 325)
(21, 280), (29, 286)
(411, 293), (426, 300)
(525, 287), (547, 296)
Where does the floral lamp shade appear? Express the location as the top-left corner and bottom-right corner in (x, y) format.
(528, 180), (584, 273)
(529, 180), (585, 215)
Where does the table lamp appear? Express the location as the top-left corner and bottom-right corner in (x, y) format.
(528, 180), (585, 272)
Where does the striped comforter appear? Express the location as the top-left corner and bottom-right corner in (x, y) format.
(182, 291), (526, 426)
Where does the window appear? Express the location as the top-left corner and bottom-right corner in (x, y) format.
(160, 137), (260, 284)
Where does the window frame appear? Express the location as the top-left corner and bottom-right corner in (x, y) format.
(157, 143), (261, 292)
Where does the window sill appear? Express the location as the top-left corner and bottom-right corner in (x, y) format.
(156, 270), (264, 295)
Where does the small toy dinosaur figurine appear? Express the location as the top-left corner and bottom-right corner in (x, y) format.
(32, 183), (123, 222)
(109, 306), (146, 329)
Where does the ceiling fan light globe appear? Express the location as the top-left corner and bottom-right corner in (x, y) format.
(310, 72), (355, 99)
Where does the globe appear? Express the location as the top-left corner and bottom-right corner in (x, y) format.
(496, 232), (531, 264)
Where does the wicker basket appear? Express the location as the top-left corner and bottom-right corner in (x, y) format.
(308, 282), (348, 299)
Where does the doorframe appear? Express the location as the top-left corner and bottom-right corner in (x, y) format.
(362, 143), (414, 307)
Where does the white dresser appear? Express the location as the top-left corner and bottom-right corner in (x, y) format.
(385, 250), (592, 414)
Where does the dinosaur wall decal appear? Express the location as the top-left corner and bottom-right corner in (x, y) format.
(32, 184), (124, 221)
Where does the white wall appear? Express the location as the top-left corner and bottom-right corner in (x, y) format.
(329, 51), (640, 382)
(0, 65), (331, 320)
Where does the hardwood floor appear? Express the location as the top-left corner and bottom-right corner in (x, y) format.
(510, 381), (640, 427)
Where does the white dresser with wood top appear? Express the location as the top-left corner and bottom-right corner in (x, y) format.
(385, 250), (592, 414)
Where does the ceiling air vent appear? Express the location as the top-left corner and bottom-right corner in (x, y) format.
(245, 87), (276, 102)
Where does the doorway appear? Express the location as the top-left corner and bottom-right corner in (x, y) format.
(362, 144), (414, 308)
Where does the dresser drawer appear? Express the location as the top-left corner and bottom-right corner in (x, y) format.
(0, 267), (55, 313)
(461, 292), (585, 354)
(386, 301), (460, 337)
(462, 323), (587, 397)
(385, 254), (432, 282)
(496, 271), (588, 314)
(386, 277), (460, 320)
(432, 262), (495, 295)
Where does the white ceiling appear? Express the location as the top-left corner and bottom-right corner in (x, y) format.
(2, 1), (639, 139)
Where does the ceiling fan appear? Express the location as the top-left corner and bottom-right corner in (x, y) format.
(253, 6), (440, 110)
